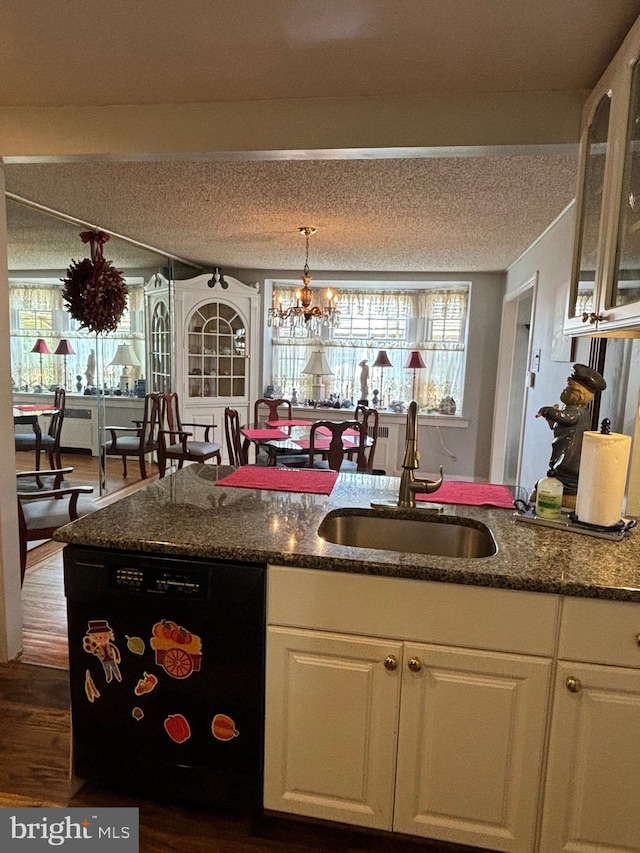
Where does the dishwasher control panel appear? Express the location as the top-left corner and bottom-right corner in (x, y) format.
(113, 566), (207, 598)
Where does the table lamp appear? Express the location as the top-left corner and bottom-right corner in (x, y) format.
(109, 344), (141, 394)
(372, 350), (393, 408)
(301, 349), (333, 402)
(404, 350), (426, 402)
(54, 339), (76, 390)
(31, 338), (51, 386)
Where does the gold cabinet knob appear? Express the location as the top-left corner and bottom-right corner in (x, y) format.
(636, 633), (640, 647)
(408, 657), (422, 673)
(384, 655), (398, 671)
(566, 676), (582, 693)
(581, 312), (606, 324)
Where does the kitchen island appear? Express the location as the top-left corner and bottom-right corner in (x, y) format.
(55, 465), (640, 853)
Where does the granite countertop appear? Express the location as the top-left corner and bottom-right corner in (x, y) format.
(54, 465), (640, 603)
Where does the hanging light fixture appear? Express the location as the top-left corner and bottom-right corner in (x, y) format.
(268, 227), (340, 334)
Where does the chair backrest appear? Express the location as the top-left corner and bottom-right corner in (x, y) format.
(138, 393), (161, 449)
(48, 388), (66, 441)
(158, 392), (184, 444)
(254, 398), (292, 425)
(354, 405), (379, 473)
(224, 408), (248, 466)
(309, 420), (366, 472)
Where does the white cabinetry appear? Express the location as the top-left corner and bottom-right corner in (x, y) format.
(566, 15), (640, 337)
(265, 567), (558, 852)
(174, 275), (260, 455)
(540, 598), (640, 852)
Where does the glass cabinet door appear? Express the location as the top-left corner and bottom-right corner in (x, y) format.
(612, 57), (640, 310)
(569, 89), (611, 323)
(187, 301), (247, 399)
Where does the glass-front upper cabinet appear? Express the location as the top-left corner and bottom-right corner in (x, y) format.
(611, 56), (640, 314)
(566, 15), (640, 337)
(187, 301), (247, 399)
(566, 87), (611, 332)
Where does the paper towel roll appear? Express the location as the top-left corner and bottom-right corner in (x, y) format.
(575, 430), (632, 526)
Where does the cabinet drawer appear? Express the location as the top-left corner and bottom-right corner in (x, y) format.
(268, 566), (559, 656)
(559, 597), (640, 667)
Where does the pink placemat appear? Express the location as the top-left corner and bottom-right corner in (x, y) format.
(317, 425), (360, 436)
(265, 419), (313, 427)
(215, 466), (338, 494)
(14, 404), (51, 412)
(416, 482), (514, 508)
(241, 428), (290, 441)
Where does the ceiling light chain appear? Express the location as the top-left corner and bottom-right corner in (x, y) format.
(267, 227), (340, 335)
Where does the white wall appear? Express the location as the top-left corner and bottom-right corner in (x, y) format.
(505, 204), (596, 495)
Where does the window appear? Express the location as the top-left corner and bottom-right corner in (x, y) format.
(271, 284), (469, 412)
(10, 282), (144, 391)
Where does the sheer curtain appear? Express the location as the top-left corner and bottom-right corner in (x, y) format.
(271, 285), (469, 410)
(10, 282), (145, 391)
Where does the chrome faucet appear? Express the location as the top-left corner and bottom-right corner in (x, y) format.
(397, 401), (443, 508)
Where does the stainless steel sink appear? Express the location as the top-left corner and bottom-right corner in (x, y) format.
(318, 509), (497, 558)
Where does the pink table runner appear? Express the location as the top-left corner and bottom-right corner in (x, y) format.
(416, 482), (514, 508)
(241, 428), (290, 441)
(215, 466), (338, 494)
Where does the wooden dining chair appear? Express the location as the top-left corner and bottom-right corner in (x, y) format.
(348, 405), (379, 473)
(253, 397), (293, 425)
(224, 407), (249, 466)
(307, 419), (367, 472)
(157, 392), (222, 477)
(16, 467), (94, 585)
(14, 388), (66, 470)
(101, 392), (161, 483)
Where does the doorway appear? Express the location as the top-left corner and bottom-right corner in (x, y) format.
(490, 273), (537, 492)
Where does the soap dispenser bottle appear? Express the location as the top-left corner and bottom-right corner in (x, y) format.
(535, 476), (564, 520)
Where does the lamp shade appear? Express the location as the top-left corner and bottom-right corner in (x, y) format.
(109, 344), (141, 367)
(54, 338), (76, 356)
(372, 350), (392, 368)
(31, 338), (50, 355)
(404, 350), (426, 370)
(302, 350), (333, 376)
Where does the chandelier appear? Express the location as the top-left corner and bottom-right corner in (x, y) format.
(268, 227), (340, 333)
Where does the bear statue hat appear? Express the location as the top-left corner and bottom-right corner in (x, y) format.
(569, 363), (606, 394)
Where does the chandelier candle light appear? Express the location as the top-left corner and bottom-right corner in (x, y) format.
(373, 350), (393, 408)
(54, 339), (76, 391)
(404, 350), (426, 402)
(31, 338), (51, 386)
(268, 227), (340, 334)
(302, 348), (334, 402)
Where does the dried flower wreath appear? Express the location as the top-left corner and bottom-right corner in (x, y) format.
(61, 231), (128, 334)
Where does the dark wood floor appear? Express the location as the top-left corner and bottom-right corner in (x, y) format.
(7, 452), (482, 853)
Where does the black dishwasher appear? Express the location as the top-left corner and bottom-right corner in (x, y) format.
(64, 545), (266, 810)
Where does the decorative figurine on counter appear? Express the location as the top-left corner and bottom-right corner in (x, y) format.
(75, 374), (83, 393)
(84, 349), (96, 388)
(533, 363), (606, 508)
(359, 359), (369, 405)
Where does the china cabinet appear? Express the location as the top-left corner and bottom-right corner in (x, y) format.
(566, 14), (640, 337)
(171, 274), (260, 447)
(265, 567), (556, 852)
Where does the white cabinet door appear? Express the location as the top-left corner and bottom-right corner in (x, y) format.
(264, 626), (402, 829)
(540, 661), (640, 853)
(394, 642), (552, 853)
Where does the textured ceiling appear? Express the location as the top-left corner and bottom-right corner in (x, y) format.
(5, 153), (580, 273)
(3, 0), (640, 275)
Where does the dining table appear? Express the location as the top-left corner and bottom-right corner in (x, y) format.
(13, 403), (59, 471)
(240, 418), (372, 467)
